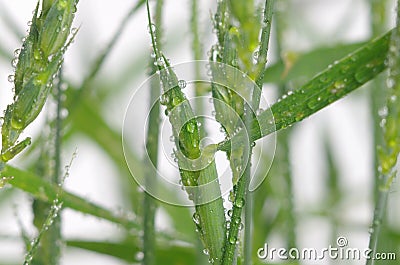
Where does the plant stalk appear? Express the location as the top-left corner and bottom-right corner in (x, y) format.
(369, 0), (389, 205)
(146, 1), (225, 263)
(366, 2), (400, 263)
(142, 1), (163, 264)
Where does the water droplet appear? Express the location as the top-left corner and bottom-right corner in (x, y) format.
(186, 122), (196, 133)
(178, 80), (187, 89)
(135, 251), (144, 261)
(253, 49), (259, 63)
(334, 80), (345, 89)
(234, 217), (241, 225)
(14, 49), (21, 57)
(378, 106), (388, 117)
(11, 117), (24, 129)
(192, 212), (200, 225)
(368, 227), (374, 234)
(390, 95), (397, 102)
(231, 58), (238, 66)
(227, 209), (233, 217)
(61, 109), (69, 119)
(160, 94), (169, 105)
(251, 142), (256, 147)
(148, 23), (156, 34)
(387, 78), (395, 89)
(7, 75), (15, 83)
(234, 198), (245, 208)
(354, 69), (370, 83)
(156, 58), (164, 67)
(379, 118), (386, 128)
(203, 248), (209, 255)
(169, 135), (175, 142)
(228, 190), (235, 202)
(229, 235), (238, 244)
(172, 97), (180, 106)
(331, 80), (345, 94)
(11, 58), (18, 68)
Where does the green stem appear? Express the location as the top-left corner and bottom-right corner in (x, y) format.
(190, 2), (209, 264)
(222, 158), (250, 265)
(369, 0), (388, 206)
(143, 0), (163, 264)
(253, 0), (274, 107)
(366, 3), (400, 264)
(146, 2), (225, 263)
(191, 0), (205, 137)
(274, 1), (296, 249)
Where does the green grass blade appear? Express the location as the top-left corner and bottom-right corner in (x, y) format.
(67, 239), (196, 263)
(369, 0), (390, 203)
(264, 42), (365, 84)
(219, 30), (392, 151)
(3, 165), (140, 230)
(146, 1), (225, 263)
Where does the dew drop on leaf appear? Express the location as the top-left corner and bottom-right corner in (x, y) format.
(234, 198), (245, 208)
(192, 212), (200, 225)
(229, 235), (238, 245)
(186, 122), (196, 133)
(7, 75), (15, 83)
(159, 94), (169, 105)
(178, 80), (187, 89)
(203, 248), (209, 255)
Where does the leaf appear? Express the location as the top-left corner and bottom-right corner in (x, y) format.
(3, 165), (139, 230)
(67, 239), (196, 264)
(264, 41), (365, 84)
(218, 30), (392, 151)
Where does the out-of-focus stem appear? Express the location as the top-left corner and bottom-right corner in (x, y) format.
(367, 1), (400, 263)
(142, 1), (163, 265)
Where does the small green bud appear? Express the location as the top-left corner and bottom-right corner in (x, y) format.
(39, 0), (77, 58)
